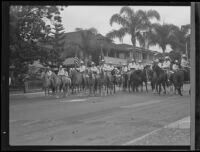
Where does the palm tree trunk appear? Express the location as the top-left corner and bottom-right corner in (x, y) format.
(131, 36), (136, 59)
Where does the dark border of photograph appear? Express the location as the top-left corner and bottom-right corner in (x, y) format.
(1, 1), (199, 151)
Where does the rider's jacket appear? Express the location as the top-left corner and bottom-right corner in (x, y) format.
(113, 68), (119, 74)
(78, 65), (86, 73)
(128, 62), (137, 70)
(64, 71), (69, 77)
(47, 70), (52, 76)
(107, 65), (114, 71)
(158, 62), (163, 68)
(90, 66), (99, 74)
(101, 64), (113, 72)
(162, 61), (171, 69)
(137, 64), (144, 70)
(122, 66), (128, 73)
(172, 64), (179, 71)
(181, 59), (189, 68)
(100, 64), (108, 71)
(58, 68), (65, 76)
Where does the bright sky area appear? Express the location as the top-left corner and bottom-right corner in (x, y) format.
(60, 6), (190, 53)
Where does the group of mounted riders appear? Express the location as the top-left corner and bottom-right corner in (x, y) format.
(41, 54), (190, 97)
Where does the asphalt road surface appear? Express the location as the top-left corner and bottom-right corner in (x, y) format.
(9, 85), (190, 145)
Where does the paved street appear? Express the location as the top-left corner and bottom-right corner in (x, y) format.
(9, 85), (190, 145)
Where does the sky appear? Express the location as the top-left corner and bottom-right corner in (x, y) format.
(60, 6), (190, 53)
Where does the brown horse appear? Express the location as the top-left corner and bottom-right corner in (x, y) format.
(69, 68), (82, 94)
(152, 64), (168, 94)
(50, 72), (62, 97)
(41, 72), (52, 96)
(86, 69), (96, 96)
(98, 68), (107, 96)
(104, 71), (115, 95)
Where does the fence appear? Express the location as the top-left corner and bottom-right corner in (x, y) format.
(10, 79), (43, 93)
(25, 80), (43, 92)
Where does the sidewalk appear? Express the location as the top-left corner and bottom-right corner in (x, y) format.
(128, 116), (190, 145)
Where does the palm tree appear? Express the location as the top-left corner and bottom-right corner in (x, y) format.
(148, 23), (179, 56)
(106, 6), (160, 56)
(169, 24), (190, 57)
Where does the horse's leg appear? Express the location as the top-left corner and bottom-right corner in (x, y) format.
(141, 82), (143, 92)
(158, 83), (161, 94)
(162, 82), (166, 94)
(178, 85), (183, 96)
(145, 81), (148, 93)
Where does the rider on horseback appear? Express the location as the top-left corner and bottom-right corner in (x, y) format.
(78, 60), (86, 73)
(138, 60), (144, 70)
(90, 62), (99, 79)
(162, 56), (172, 83)
(172, 60), (180, 72)
(128, 58), (137, 72)
(158, 58), (163, 68)
(107, 61), (114, 72)
(58, 65), (65, 80)
(122, 63), (128, 74)
(46, 66), (52, 78)
(181, 54), (190, 71)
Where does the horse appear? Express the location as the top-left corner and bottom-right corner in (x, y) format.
(41, 72), (52, 96)
(94, 68), (103, 95)
(50, 72), (62, 97)
(69, 68), (82, 95)
(127, 70), (135, 92)
(105, 70), (115, 95)
(152, 64), (168, 94)
(99, 68), (108, 96)
(86, 69), (96, 96)
(147, 68), (158, 93)
(59, 75), (71, 97)
(122, 72), (128, 91)
(115, 73), (123, 91)
(181, 67), (190, 92)
(129, 70), (143, 92)
(170, 69), (185, 96)
(140, 66), (149, 93)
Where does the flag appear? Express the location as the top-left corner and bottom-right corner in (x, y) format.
(74, 57), (80, 67)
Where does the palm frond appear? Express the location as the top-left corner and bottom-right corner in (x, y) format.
(120, 6), (134, 18)
(106, 27), (128, 42)
(147, 10), (160, 21)
(110, 13), (129, 27)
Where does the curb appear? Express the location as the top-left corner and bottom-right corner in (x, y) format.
(123, 116), (190, 145)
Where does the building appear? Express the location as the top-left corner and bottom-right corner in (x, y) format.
(61, 31), (161, 66)
(38, 30), (161, 67)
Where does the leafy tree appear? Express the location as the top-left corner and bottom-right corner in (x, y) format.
(40, 15), (66, 67)
(169, 24), (190, 58)
(9, 5), (64, 82)
(106, 6), (160, 57)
